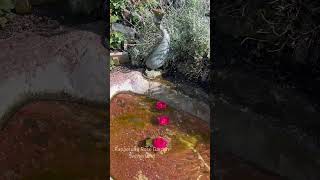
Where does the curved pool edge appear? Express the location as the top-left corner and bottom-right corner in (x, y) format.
(110, 70), (210, 123)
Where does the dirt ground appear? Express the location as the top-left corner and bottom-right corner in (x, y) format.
(0, 13), (64, 40)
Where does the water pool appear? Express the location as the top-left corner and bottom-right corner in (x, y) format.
(110, 93), (210, 179)
(0, 101), (107, 179)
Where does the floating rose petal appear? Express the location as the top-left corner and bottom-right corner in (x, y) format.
(155, 101), (167, 110)
(153, 137), (168, 150)
(157, 115), (170, 126)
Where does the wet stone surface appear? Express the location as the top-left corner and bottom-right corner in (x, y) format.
(110, 93), (210, 180)
(0, 21), (108, 124)
(110, 69), (210, 122)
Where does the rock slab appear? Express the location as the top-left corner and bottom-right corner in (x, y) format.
(0, 21), (108, 126)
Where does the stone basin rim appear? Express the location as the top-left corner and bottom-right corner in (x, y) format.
(110, 70), (210, 123)
(111, 90), (210, 124)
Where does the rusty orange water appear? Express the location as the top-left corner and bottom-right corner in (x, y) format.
(110, 93), (211, 179)
(0, 101), (107, 179)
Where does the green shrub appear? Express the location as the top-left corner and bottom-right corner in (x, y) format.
(125, 0), (159, 26)
(110, 57), (116, 70)
(163, 0), (210, 60)
(128, 0), (211, 82)
(110, 31), (125, 50)
(162, 0), (210, 81)
(110, 0), (126, 16)
(127, 9), (162, 66)
(109, 0), (126, 51)
(0, 0), (14, 13)
(0, 0), (14, 28)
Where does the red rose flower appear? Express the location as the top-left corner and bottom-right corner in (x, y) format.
(155, 101), (167, 110)
(153, 137), (168, 150)
(157, 115), (170, 126)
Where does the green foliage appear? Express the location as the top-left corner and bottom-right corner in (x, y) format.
(128, 0), (211, 81)
(0, 0), (14, 13)
(110, 31), (125, 50)
(110, 0), (126, 51)
(127, 9), (162, 66)
(144, 137), (153, 148)
(125, 0), (159, 27)
(109, 0), (159, 52)
(0, 0), (14, 28)
(110, 57), (116, 70)
(110, 15), (119, 24)
(161, 0), (210, 81)
(110, 0), (160, 65)
(110, 0), (126, 24)
(110, 0), (126, 16)
(163, 0), (210, 60)
(109, 0), (126, 72)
